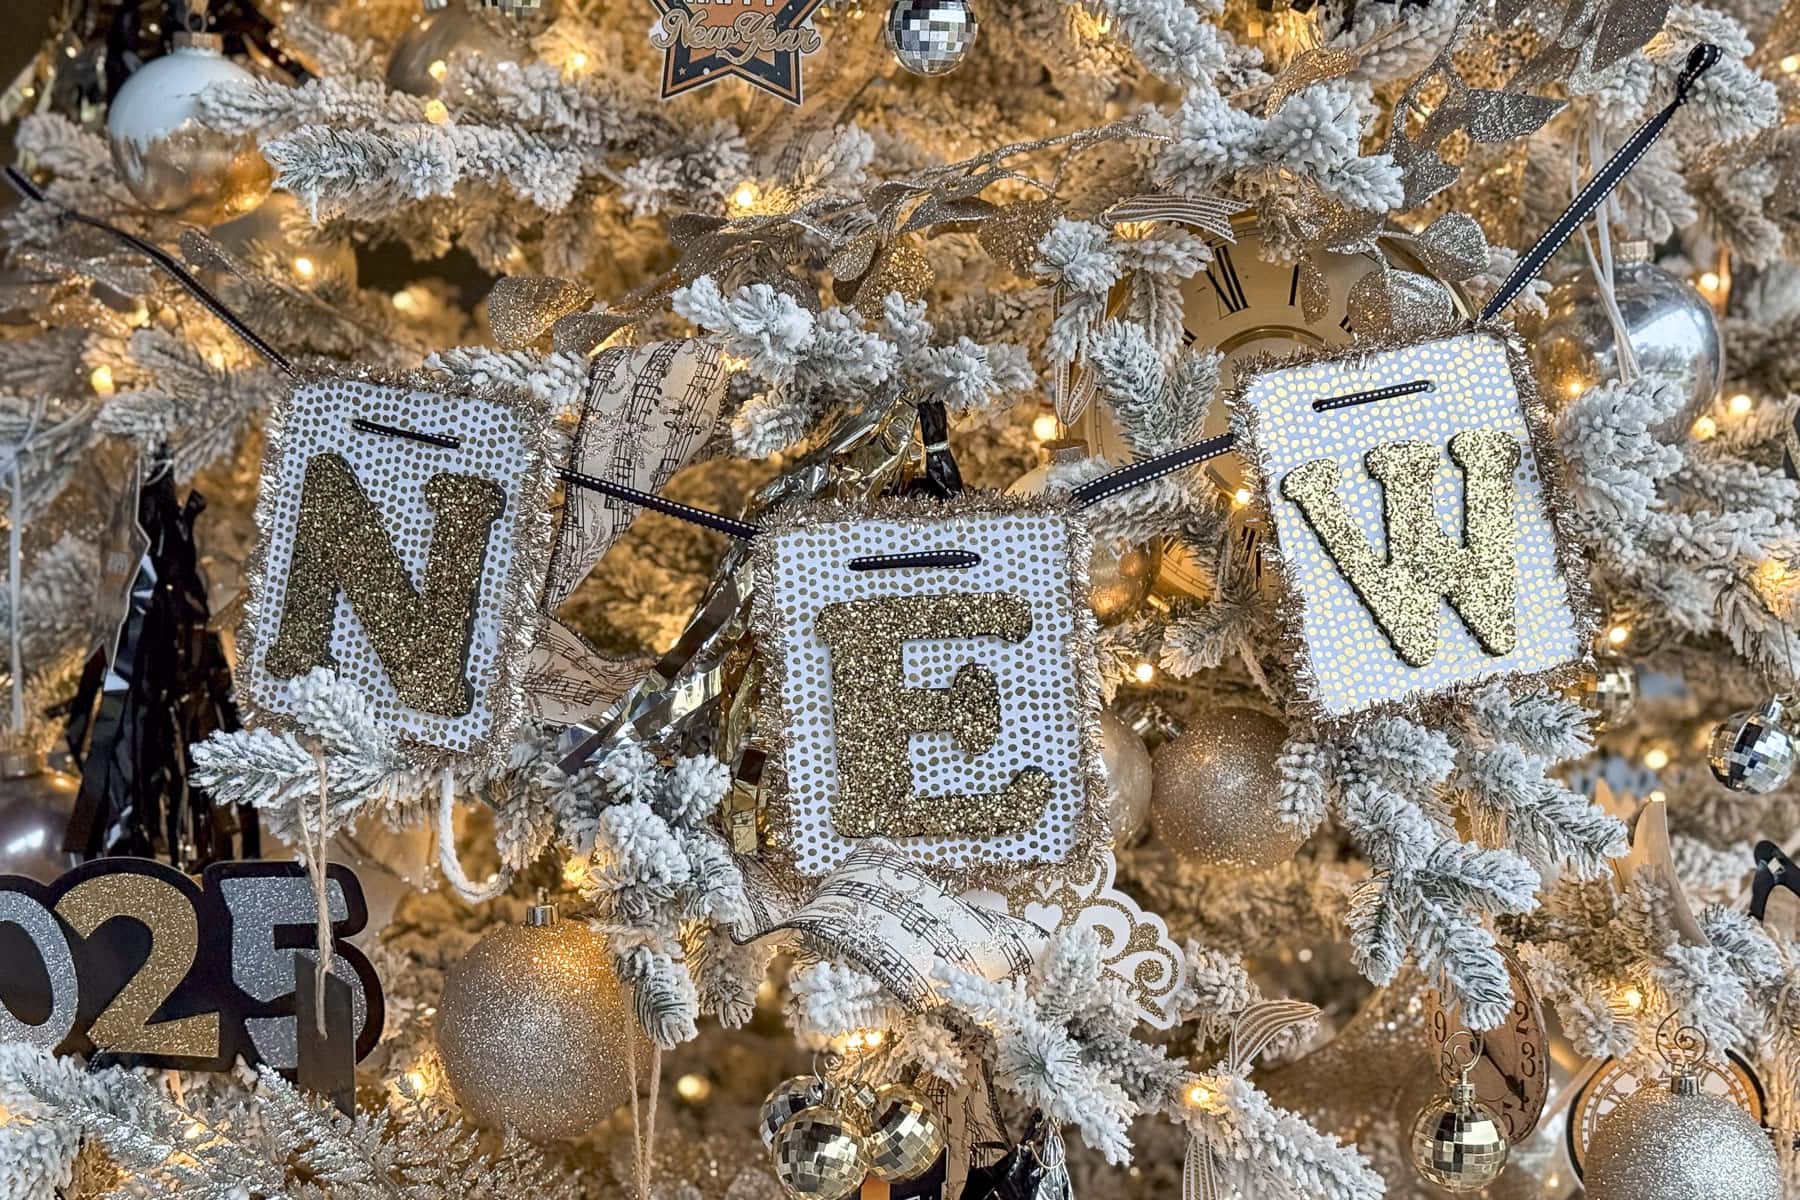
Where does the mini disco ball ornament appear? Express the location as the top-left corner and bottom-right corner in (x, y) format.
(771, 1108), (869, 1200)
(1409, 1077), (1509, 1191)
(761, 1075), (826, 1147)
(1530, 253), (1723, 425)
(105, 33), (273, 225)
(1569, 662), (1637, 733)
(1707, 698), (1796, 794)
(883, 0), (979, 76)
(863, 1083), (946, 1182)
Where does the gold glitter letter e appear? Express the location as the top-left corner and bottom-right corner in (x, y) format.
(814, 592), (1051, 838)
(266, 452), (504, 715)
(1280, 428), (1521, 667)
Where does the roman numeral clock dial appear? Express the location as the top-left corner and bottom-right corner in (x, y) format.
(1078, 220), (1468, 598)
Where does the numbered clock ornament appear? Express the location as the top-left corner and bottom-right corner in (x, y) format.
(0, 857), (382, 1072)
(1424, 946), (1550, 1143)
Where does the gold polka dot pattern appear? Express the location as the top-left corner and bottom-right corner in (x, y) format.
(246, 373), (554, 762)
(758, 503), (1100, 876)
(1242, 332), (1580, 717)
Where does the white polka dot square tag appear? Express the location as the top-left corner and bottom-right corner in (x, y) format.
(243, 371), (559, 767)
(1235, 329), (1590, 720)
(750, 494), (1109, 887)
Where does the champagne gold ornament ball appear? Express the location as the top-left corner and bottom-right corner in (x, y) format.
(434, 905), (633, 1141)
(1088, 539), (1161, 625)
(1099, 711), (1153, 844)
(1150, 708), (1305, 869)
(1584, 1081), (1779, 1200)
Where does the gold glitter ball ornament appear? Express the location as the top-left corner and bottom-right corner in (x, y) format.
(1150, 708), (1305, 869)
(1099, 711), (1152, 844)
(864, 1083), (946, 1182)
(434, 904), (633, 1141)
(1584, 1076), (1779, 1200)
(771, 1108), (870, 1200)
(1409, 1080), (1510, 1191)
(105, 36), (272, 225)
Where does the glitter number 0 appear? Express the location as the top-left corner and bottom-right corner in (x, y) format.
(0, 890), (80, 1049)
(56, 872), (222, 1059)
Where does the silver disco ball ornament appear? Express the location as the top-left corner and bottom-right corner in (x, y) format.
(883, 0), (979, 76)
(387, 7), (513, 96)
(1570, 662), (1638, 733)
(770, 1108), (868, 1200)
(1707, 698), (1796, 794)
(864, 1083), (945, 1183)
(760, 1075), (826, 1148)
(1530, 255), (1723, 425)
(1409, 1078), (1510, 1191)
(105, 34), (273, 225)
(0, 750), (81, 882)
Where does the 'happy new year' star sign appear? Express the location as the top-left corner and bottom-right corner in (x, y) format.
(649, 0), (826, 104)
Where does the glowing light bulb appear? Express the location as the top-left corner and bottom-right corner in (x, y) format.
(1132, 661), (1156, 684)
(1621, 987), (1644, 1012)
(392, 289), (417, 313)
(1783, 54), (1800, 73)
(1184, 1082), (1213, 1107)
(89, 365), (114, 396)
(732, 181), (759, 210)
(1031, 413), (1061, 441)
(1643, 747), (1670, 771)
(424, 99), (449, 125)
(1728, 392), (1754, 415)
(428, 59), (448, 81)
(292, 255), (316, 279)
(863, 1029), (884, 1047)
(674, 1073), (713, 1102)
(568, 51), (589, 72)
(207, 349), (226, 369)
(1698, 271), (1722, 295)
(1232, 486), (1253, 506)
(1606, 624), (1629, 647)
(1692, 415), (1717, 440)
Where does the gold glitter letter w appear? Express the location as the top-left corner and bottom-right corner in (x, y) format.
(265, 453), (504, 715)
(814, 592), (1051, 839)
(1279, 428), (1521, 667)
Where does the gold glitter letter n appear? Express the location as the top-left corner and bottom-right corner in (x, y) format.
(1279, 427), (1521, 667)
(265, 452), (504, 716)
(814, 592), (1051, 838)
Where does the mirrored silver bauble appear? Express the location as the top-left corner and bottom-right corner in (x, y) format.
(1569, 663), (1637, 733)
(434, 904), (633, 1140)
(864, 1083), (945, 1182)
(0, 752), (81, 882)
(761, 1075), (826, 1147)
(883, 0), (979, 75)
(1531, 259), (1723, 424)
(1409, 1081), (1509, 1191)
(1707, 699), (1796, 794)
(1099, 710), (1152, 844)
(771, 1108), (869, 1200)
(105, 37), (273, 225)
(387, 7), (514, 96)
(1584, 1078), (1779, 1200)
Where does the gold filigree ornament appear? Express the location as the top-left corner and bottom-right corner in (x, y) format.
(241, 366), (560, 767)
(1230, 323), (1594, 722)
(748, 492), (1110, 896)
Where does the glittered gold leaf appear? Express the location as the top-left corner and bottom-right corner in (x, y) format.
(1414, 212), (1490, 282)
(828, 228), (882, 282)
(901, 195), (1000, 233)
(487, 275), (594, 350)
(1265, 48), (1358, 117)
(552, 311), (629, 357)
(1346, 267), (1453, 338)
(977, 199), (1065, 276)
(1592, 0), (1669, 70)
(1400, 147), (1461, 209)
(1299, 253), (1332, 325)
(854, 242), (933, 321)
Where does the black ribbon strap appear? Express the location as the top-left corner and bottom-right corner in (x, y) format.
(1069, 434), (1238, 508)
(3, 166), (301, 381)
(1480, 42), (1721, 321)
(560, 470), (764, 540)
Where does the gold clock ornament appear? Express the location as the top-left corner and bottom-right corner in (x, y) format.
(1078, 217), (1469, 598)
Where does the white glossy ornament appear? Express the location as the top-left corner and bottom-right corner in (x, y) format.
(106, 36), (272, 225)
(1099, 711), (1152, 844)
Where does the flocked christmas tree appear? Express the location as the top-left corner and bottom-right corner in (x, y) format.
(3, 0), (1800, 1197)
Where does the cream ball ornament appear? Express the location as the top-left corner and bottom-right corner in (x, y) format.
(1099, 710), (1152, 844)
(1584, 1071), (1779, 1199)
(105, 33), (273, 225)
(1150, 707), (1305, 869)
(434, 902), (633, 1141)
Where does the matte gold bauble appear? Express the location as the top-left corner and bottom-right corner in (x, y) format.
(1584, 1078), (1779, 1200)
(434, 904), (632, 1141)
(771, 1108), (869, 1200)
(1099, 711), (1152, 844)
(105, 37), (272, 224)
(864, 1083), (945, 1182)
(1150, 708), (1304, 869)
